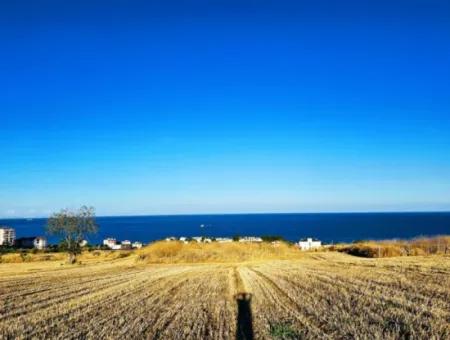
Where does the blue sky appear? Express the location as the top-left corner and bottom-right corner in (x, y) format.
(1, 0), (450, 217)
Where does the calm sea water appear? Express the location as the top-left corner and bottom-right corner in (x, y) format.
(1, 212), (449, 245)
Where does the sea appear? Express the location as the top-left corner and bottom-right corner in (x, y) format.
(1, 212), (450, 245)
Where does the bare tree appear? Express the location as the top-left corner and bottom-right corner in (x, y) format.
(46, 206), (98, 264)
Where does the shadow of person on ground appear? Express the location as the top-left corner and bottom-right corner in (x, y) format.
(235, 292), (254, 340)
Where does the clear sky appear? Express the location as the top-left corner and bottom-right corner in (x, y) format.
(1, 0), (450, 218)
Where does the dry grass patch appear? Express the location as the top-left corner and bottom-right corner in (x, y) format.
(0, 252), (66, 263)
(0, 250), (134, 264)
(136, 241), (303, 263)
(337, 235), (450, 258)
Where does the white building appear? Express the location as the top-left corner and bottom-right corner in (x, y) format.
(191, 237), (213, 243)
(122, 240), (131, 246)
(79, 240), (88, 247)
(239, 236), (263, 243)
(132, 241), (143, 249)
(179, 237), (188, 243)
(34, 237), (47, 250)
(0, 227), (16, 246)
(103, 238), (117, 248)
(165, 237), (176, 242)
(216, 237), (233, 243)
(297, 238), (321, 251)
(110, 244), (122, 250)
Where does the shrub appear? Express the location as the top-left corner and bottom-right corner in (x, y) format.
(115, 252), (131, 259)
(269, 321), (299, 339)
(20, 252), (29, 262)
(338, 236), (450, 258)
(261, 235), (285, 242)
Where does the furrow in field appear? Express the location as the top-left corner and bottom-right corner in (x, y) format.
(253, 261), (450, 339)
(271, 261), (450, 320)
(150, 265), (235, 340)
(0, 268), (146, 319)
(239, 266), (326, 339)
(0, 266), (182, 338)
(16, 265), (215, 339)
(73, 270), (193, 339)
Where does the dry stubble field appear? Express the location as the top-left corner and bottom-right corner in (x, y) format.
(0, 251), (449, 339)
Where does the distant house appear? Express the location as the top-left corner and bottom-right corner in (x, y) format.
(16, 236), (47, 250)
(79, 240), (88, 247)
(103, 238), (143, 250)
(239, 237), (263, 243)
(179, 237), (188, 243)
(34, 237), (47, 250)
(297, 238), (321, 251)
(132, 241), (143, 249)
(120, 240), (132, 250)
(216, 237), (233, 243)
(0, 227), (16, 246)
(191, 237), (212, 243)
(165, 237), (176, 242)
(103, 238), (117, 249)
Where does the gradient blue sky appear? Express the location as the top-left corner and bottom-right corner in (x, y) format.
(1, 0), (450, 217)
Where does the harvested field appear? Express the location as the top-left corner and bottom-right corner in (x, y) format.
(0, 252), (449, 339)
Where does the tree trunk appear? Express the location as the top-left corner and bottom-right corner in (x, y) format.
(67, 252), (76, 264)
